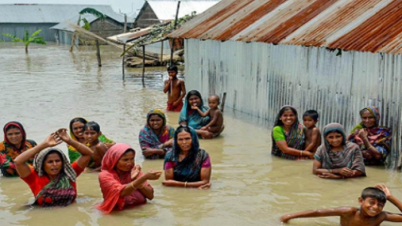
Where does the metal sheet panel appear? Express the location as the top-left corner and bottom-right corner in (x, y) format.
(170, 0), (402, 54)
(184, 38), (402, 168)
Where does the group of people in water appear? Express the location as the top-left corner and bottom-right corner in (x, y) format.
(1, 64), (401, 224)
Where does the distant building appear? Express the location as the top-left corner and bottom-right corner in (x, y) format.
(0, 4), (131, 43)
(135, 0), (219, 28)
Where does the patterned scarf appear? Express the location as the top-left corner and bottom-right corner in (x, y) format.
(0, 121), (36, 177)
(164, 126), (209, 182)
(178, 90), (210, 129)
(271, 106), (305, 160)
(33, 148), (77, 206)
(348, 106), (392, 164)
(139, 109), (175, 159)
(316, 123), (366, 175)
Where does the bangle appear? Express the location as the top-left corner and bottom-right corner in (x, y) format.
(300, 151), (302, 156)
(131, 182), (137, 189)
(184, 181), (187, 188)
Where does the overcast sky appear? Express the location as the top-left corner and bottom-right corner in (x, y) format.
(0, 0), (145, 15)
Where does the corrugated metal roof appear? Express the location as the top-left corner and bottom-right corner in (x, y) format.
(169, 0), (402, 54)
(0, 4), (128, 23)
(147, 0), (219, 21)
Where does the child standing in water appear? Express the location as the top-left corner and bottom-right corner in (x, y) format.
(281, 184), (402, 225)
(163, 65), (186, 112)
(303, 110), (322, 153)
(192, 95), (224, 137)
(83, 121), (114, 171)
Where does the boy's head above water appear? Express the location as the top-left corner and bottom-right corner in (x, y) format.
(303, 110), (319, 128)
(208, 95), (220, 109)
(167, 65), (178, 78)
(359, 187), (387, 216)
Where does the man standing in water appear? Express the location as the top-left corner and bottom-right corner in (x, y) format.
(164, 65), (186, 112)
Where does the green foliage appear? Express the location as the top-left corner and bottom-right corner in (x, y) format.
(81, 18), (91, 30)
(122, 11), (197, 56)
(79, 8), (106, 20)
(2, 29), (46, 53)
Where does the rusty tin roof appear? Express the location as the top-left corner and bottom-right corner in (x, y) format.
(168, 0), (402, 54)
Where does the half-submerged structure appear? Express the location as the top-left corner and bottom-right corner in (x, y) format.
(168, 0), (402, 168)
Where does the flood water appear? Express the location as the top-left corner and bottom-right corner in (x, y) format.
(0, 43), (401, 226)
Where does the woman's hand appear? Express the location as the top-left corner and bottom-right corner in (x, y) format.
(131, 165), (141, 180)
(162, 180), (179, 186)
(357, 129), (368, 139)
(339, 167), (354, 177)
(55, 128), (71, 143)
(142, 149), (154, 157)
(145, 170), (162, 180)
(304, 151), (314, 159)
(44, 133), (63, 147)
(198, 183), (211, 190)
(318, 172), (340, 179)
(191, 105), (199, 110)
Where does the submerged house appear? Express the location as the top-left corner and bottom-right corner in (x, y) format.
(0, 4), (128, 43)
(169, 0), (402, 168)
(135, 0), (219, 28)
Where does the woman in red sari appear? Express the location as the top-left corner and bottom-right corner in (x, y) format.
(97, 143), (162, 214)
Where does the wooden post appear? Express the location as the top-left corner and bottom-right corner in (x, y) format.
(221, 92), (227, 112)
(70, 15), (81, 52)
(122, 43), (126, 79)
(124, 14), (127, 33)
(142, 45), (145, 87)
(160, 41), (164, 63)
(170, 1), (181, 65)
(96, 40), (102, 67)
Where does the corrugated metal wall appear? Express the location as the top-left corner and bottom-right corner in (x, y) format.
(0, 23), (57, 41)
(185, 38), (402, 168)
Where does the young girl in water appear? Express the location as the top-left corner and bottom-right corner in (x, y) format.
(83, 121), (114, 171)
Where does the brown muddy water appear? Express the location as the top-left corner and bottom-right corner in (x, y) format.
(0, 43), (401, 226)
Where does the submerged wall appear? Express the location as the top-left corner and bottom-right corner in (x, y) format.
(184, 39), (402, 168)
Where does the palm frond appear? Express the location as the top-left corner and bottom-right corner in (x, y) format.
(79, 8), (106, 20)
(30, 29), (42, 38)
(2, 33), (24, 43)
(31, 37), (46, 45)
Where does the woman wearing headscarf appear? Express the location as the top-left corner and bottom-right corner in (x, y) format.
(162, 125), (211, 189)
(271, 106), (312, 160)
(348, 106), (392, 165)
(313, 123), (366, 179)
(139, 109), (175, 159)
(0, 121), (37, 177)
(68, 117), (114, 163)
(14, 128), (93, 206)
(97, 143), (162, 214)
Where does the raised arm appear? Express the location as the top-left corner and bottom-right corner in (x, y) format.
(163, 79), (171, 93)
(375, 184), (402, 222)
(281, 207), (353, 223)
(192, 107), (209, 117)
(120, 170), (162, 199)
(304, 128), (320, 152)
(55, 128), (93, 169)
(15, 133), (62, 178)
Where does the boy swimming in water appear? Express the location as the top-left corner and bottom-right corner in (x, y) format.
(83, 121), (114, 171)
(163, 65), (186, 112)
(192, 95), (224, 137)
(303, 110), (321, 153)
(281, 184), (402, 225)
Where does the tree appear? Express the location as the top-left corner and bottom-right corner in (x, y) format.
(2, 29), (46, 54)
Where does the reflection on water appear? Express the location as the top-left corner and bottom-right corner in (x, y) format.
(0, 43), (401, 226)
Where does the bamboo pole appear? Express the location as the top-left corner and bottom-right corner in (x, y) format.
(122, 43), (126, 79)
(160, 41), (164, 63)
(124, 14), (127, 33)
(142, 45), (145, 87)
(96, 40), (102, 67)
(170, 1), (181, 65)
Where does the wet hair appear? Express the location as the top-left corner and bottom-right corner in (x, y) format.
(69, 117), (87, 133)
(42, 150), (64, 174)
(186, 90), (203, 111)
(84, 121), (101, 132)
(361, 187), (387, 204)
(208, 95), (220, 103)
(275, 106), (298, 127)
(303, 110), (319, 121)
(167, 65), (178, 72)
(174, 125), (198, 164)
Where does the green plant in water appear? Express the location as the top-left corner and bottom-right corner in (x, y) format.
(2, 29), (46, 53)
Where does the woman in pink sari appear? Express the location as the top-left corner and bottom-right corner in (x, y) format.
(97, 143), (162, 214)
